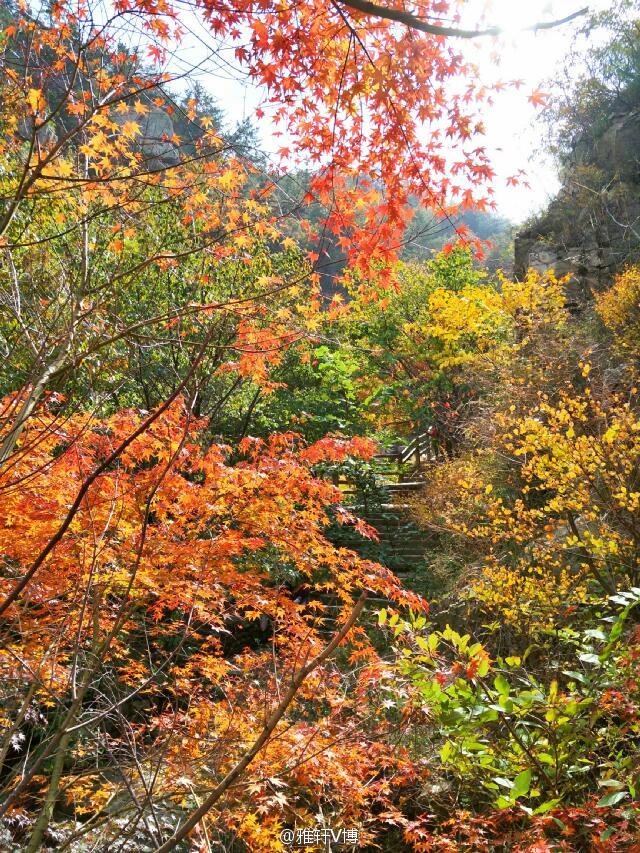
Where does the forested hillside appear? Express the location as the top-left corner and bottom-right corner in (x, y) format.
(1, 1), (639, 851)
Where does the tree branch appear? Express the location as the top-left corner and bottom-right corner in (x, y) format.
(338, 1), (588, 39)
(0, 328), (217, 618)
(152, 592), (368, 852)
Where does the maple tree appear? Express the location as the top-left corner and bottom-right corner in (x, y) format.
(0, 394), (424, 850)
(0, 0), (585, 292)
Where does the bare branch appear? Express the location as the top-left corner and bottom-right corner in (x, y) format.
(338, 1), (588, 39)
(152, 592), (368, 853)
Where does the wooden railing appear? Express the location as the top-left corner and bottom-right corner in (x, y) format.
(374, 431), (442, 480)
(333, 431), (443, 501)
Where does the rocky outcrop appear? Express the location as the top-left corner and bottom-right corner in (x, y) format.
(595, 109), (640, 181)
(514, 237), (620, 305)
(515, 104), (640, 301)
(18, 103), (181, 171)
(113, 107), (180, 169)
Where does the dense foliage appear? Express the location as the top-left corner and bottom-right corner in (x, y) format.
(544, 0), (640, 165)
(1, 0), (639, 851)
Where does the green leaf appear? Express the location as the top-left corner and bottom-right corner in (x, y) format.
(512, 769), (532, 798)
(494, 674), (510, 696)
(533, 798), (562, 815)
(415, 636), (430, 652)
(498, 696), (514, 714)
(477, 657), (490, 677)
(608, 616), (625, 645)
(562, 670), (588, 684)
(578, 652), (601, 665)
(479, 709), (499, 722)
(597, 790), (628, 808)
(439, 741), (453, 762)
(378, 608), (387, 626)
(584, 628), (607, 640)
(609, 594), (634, 606)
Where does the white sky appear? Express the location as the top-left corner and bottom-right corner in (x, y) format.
(169, 0), (613, 224)
(459, 0), (612, 222)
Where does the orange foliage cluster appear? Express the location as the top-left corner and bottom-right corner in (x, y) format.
(0, 394), (423, 845)
(102, 0), (499, 283)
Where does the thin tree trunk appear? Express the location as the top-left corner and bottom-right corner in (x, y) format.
(153, 592), (367, 852)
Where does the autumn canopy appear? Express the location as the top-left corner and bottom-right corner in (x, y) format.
(1, 0), (640, 851)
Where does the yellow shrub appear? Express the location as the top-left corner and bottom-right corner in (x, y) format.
(595, 266), (640, 355)
(469, 555), (588, 629)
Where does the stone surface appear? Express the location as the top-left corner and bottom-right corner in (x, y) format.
(595, 109), (640, 181)
(514, 235), (620, 303)
(114, 107), (180, 169)
(514, 103), (640, 301)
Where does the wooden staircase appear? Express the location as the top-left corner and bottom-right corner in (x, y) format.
(365, 483), (428, 575)
(335, 433), (443, 601)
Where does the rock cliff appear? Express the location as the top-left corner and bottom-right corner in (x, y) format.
(515, 106), (640, 303)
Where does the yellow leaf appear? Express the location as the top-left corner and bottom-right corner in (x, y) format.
(28, 88), (43, 113)
(121, 120), (140, 138)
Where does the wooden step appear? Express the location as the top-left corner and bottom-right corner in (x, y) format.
(385, 481), (426, 491)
